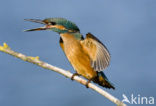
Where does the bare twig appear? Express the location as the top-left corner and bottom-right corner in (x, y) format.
(0, 43), (126, 106)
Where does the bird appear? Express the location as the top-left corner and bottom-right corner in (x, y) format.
(24, 18), (115, 89)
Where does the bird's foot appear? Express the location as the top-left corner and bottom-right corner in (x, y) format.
(71, 73), (80, 80)
(85, 79), (93, 88)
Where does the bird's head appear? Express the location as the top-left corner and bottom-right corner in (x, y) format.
(24, 18), (80, 34)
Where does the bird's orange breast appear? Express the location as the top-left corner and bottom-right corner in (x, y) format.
(60, 33), (97, 79)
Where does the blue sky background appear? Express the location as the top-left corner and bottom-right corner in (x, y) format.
(0, 0), (156, 106)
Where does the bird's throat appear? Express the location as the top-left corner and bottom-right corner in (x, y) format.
(60, 32), (83, 41)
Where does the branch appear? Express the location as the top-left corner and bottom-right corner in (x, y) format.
(0, 43), (126, 106)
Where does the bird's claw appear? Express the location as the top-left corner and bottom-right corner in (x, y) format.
(71, 73), (80, 80)
(85, 79), (92, 88)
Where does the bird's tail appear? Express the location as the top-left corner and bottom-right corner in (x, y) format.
(93, 72), (115, 89)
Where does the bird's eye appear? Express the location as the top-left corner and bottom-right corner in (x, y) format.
(51, 22), (56, 25)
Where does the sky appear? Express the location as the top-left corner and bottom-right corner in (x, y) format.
(0, 0), (156, 106)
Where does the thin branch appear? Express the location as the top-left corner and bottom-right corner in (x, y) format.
(0, 43), (126, 106)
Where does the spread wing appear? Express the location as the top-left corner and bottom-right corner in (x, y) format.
(80, 33), (110, 72)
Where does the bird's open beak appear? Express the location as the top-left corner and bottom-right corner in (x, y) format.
(24, 19), (52, 32)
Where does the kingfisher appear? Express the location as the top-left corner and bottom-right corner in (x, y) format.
(24, 18), (115, 89)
